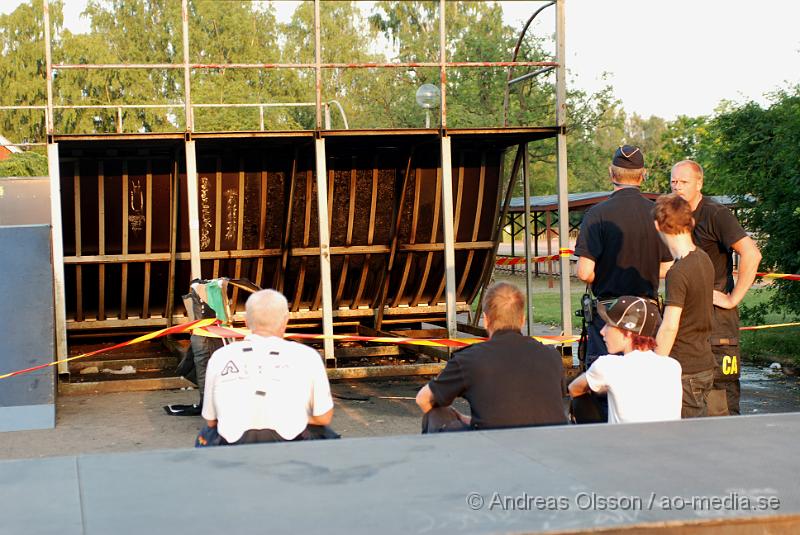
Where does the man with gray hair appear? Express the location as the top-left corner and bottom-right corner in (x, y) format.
(575, 145), (673, 366)
(197, 289), (335, 446)
(415, 282), (566, 432)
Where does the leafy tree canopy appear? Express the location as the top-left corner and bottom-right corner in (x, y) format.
(703, 85), (800, 313)
(0, 150), (48, 176)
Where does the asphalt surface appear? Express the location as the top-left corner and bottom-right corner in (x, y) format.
(0, 365), (798, 461)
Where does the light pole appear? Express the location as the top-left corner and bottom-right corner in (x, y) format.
(415, 83), (441, 128)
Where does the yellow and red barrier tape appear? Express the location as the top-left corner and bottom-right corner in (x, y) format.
(496, 256), (800, 282)
(0, 318), (216, 380)
(739, 322), (800, 331)
(755, 272), (800, 282)
(496, 248), (574, 266)
(2, 317), (799, 380)
(193, 324), (580, 347)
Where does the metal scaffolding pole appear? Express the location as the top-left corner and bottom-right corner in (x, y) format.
(438, 0), (448, 129)
(43, 1), (67, 372)
(314, 0), (323, 129)
(438, 0), (457, 339)
(556, 0), (573, 334)
(522, 143), (534, 334)
(43, 0), (54, 135)
(313, 0), (334, 360)
(181, 0), (193, 132)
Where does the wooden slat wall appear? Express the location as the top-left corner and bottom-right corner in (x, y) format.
(61, 140), (503, 330)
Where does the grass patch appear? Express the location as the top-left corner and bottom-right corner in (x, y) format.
(739, 287), (800, 365)
(490, 271), (584, 328)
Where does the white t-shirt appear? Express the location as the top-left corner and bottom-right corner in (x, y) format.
(585, 350), (682, 424)
(202, 334), (334, 442)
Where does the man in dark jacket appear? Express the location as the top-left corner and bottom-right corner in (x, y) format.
(671, 160), (761, 415)
(575, 145), (673, 366)
(415, 282), (567, 433)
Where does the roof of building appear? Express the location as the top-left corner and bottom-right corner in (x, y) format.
(508, 191), (746, 212)
(0, 134), (22, 154)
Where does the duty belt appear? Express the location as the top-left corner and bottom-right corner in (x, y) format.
(596, 296), (658, 306)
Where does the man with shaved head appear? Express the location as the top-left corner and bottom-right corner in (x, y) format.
(197, 289), (335, 446)
(671, 160), (762, 415)
(415, 282), (566, 432)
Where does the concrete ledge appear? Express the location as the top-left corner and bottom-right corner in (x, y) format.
(58, 376), (194, 395)
(0, 404), (55, 432)
(1, 413), (798, 534)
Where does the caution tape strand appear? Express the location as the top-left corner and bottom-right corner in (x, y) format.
(495, 249), (574, 267)
(496, 256), (800, 281)
(2, 318), (798, 380)
(0, 318), (216, 381)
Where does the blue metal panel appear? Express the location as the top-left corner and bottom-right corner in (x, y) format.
(0, 224), (55, 431)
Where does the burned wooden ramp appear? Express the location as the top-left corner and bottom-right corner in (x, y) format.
(56, 128), (553, 337)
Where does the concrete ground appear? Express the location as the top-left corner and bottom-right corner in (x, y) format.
(1, 364), (798, 461)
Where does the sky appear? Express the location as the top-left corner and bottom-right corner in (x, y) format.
(2, 0), (800, 120)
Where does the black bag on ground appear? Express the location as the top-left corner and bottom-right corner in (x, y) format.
(570, 393), (606, 424)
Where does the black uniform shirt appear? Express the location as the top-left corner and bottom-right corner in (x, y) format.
(691, 196), (749, 339)
(428, 330), (567, 429)
(691, 196), (748, 294)
(575, 188), (672, 299)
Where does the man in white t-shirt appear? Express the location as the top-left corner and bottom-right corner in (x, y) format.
(197, 289), (335, 446)
(568, 296), (682, 424)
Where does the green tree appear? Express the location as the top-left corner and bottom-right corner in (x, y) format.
(0, 150), (49, 176)
(282, 1), (388, 130)
(0, 0), (63, 143)
(188, 0), (287, 131)
(705, 86), (800, 314)
(647, 115), (710, 192)
(60, 0), (182, 133)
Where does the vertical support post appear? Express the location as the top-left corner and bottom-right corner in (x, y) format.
(534, 211), (540, 276)
(181, 0), (193, 132)
(43, 0), (54, 135)
(116, 107), (123, 133)
(165, 153), (180, 325)
(522, 143), (534, 334)
(48, 143), (68, 373)
(440, 135), (457, 339)
(185, 139), (202, 279)
(259, 105), (265, 131)
(314, 137), (334, 361)
(555, 0), (572, 333)
(314, 0), (322, 130)
(438, 0), (447, 128)
(510, 216), (516, 274)
(546, 210), (553, 285)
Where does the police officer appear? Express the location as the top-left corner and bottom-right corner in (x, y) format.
(671, 160), (762, 415)
(575, 145), (673, 367)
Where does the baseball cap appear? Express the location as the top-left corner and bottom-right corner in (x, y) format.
(597, 296), (661, 338)
(612, 145), (644, 169)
